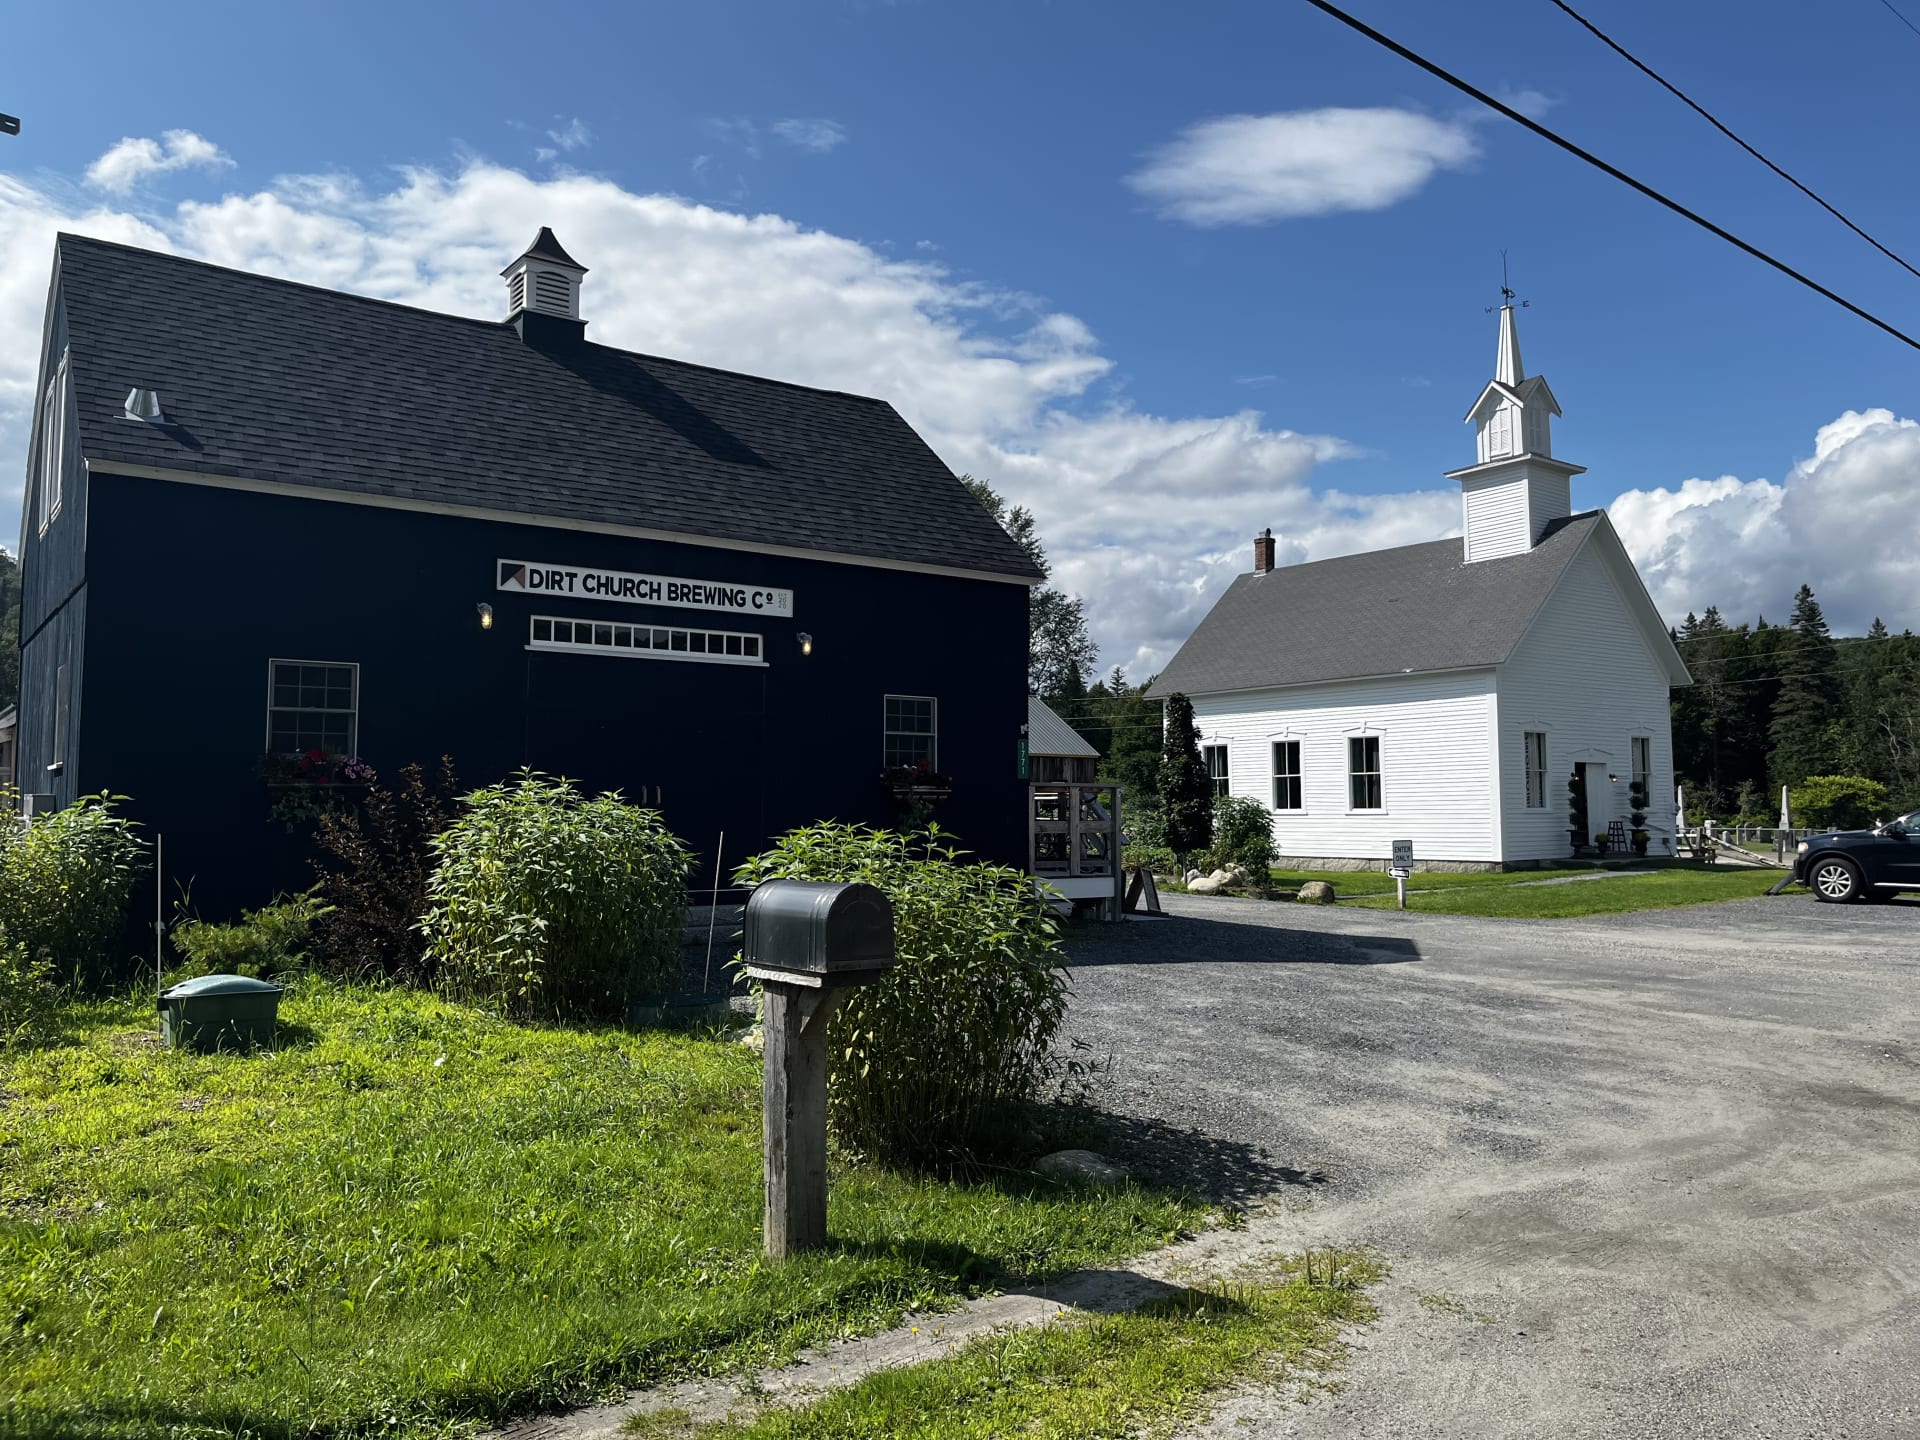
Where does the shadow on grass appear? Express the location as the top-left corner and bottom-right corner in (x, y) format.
(1062, 914), (1420, 969)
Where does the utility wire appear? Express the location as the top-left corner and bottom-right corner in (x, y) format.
(1547, 0), (1920, 284)
(1296, 0), (1920, 354)
(1878, 0), (1920, 41)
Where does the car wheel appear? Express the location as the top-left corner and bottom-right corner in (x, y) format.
(1810, 857), (1863, 903)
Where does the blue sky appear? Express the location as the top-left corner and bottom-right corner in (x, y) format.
(4, 0), (1919, 667)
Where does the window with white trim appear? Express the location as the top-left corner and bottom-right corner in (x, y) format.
(529, 615), (764, 665)
(267, 660), (359, 755)
(1348, 735), (1383, 811)
(1631, 736), (1651, 794)
(884, 695), (937, 771)
(1203, 744), (1229, 798)
(1524, 731), (1547, 809)
(36, 351), (68, 534)
(1272, 740), (1301, 811)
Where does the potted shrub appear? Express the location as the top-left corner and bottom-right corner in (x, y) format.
(1567, 771), (1589, 855)
(1593, 830), (1611, 857)
(1628, 780), (1650, 856)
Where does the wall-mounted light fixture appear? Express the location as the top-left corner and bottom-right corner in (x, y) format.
(477, 602), (494, 630)
(797, 632), (813, 657)
(1607, 772), (1618, 783)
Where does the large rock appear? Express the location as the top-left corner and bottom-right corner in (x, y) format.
(1187, 868), (1237, 894)
(1034, 1149), (1129, 1185)
(1296, 880), (1337, 904)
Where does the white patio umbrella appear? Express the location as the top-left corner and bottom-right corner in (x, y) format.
(1779, 785), (1792, 832)
(1675, 784), (1687, 835)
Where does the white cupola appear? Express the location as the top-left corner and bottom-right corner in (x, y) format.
(502, 227), (587, 323)
(1443, 299), (1584, 563)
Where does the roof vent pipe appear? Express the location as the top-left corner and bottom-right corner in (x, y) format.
(123, 388), (167, 423)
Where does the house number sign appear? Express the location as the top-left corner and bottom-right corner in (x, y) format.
(497, 559), (795, 618)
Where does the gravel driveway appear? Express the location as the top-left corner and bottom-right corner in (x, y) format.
(1062, 891), (1920, 1438)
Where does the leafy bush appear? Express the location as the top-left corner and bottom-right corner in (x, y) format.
(1795, 774), (1890, 831)
(0, 793), (146, 981)
(735, 823), (1068, 1165)
(0, 924), (55, 1048)
(419, 771), (690, 1020)
(1122, 842), (1180, 877)
(311, 757), (463, 983)
(1208, 794), (1276, 877)
(171, 890), (332, 981)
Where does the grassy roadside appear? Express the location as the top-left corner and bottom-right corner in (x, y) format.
(1269, 866), (1603, 896)
(628, 1253), (1381, 1440)
(0, 983), (1212, 1440)
(1342, 866), (1785, 918)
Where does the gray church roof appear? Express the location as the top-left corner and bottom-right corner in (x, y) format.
(52, 234), (1041, 582)
(1151, 512), (1607, 696)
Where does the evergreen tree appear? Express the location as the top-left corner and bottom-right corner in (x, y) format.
(1157, 693), (1212, 859)
(1096, 669), (1163, 807)
(960, 475), (1097, 698)
(1769, 584), (1842, 788)
(0, 549), (17, 713)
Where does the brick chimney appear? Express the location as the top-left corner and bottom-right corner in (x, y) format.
(1253, 527), (1276, 574)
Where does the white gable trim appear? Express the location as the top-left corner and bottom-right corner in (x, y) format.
(85, 460), (1040, 588)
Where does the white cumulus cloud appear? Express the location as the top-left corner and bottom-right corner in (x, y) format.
(1609, 409), (1920, 632)
(84, 129), (234, 194)
(1126, 108), (1479, 225)
(0, 157), (1460, 672)
(771, 118), (848, 154)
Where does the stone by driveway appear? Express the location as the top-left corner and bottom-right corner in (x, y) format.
(1062, 892), (1920, 1438)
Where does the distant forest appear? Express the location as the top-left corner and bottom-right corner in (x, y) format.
(1670, 584), (1920, 822)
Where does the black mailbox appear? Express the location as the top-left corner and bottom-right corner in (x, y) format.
(743, 880), (895, 986)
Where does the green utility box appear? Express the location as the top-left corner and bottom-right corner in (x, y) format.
(158, 974), (285, 1052)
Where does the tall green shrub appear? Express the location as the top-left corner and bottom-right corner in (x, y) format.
(735, 823), (1068, 1165)
(0, 793), (146, 981)
(1209, 794), (1276, 876)
(419, 771), (690, 1020)
(1158, 693), (1212, 861)
(0, 924), (54, 1048)
(1795, 774), (1889, 831)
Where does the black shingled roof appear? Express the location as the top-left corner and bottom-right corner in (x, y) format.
(53, 234), (1041, 581)
(1151, 513), (1607, 695)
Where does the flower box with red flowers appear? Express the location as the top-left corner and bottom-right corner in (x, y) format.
(882, 758), (953, 800)
(258, 749), (376, 827)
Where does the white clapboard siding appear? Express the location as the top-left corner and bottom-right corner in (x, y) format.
(1496, 544), (1676, 861)
(1462, 475), (1529, 562)
(1191, 669), (1500, 862)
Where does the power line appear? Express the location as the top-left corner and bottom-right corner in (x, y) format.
(1297, 0), (1920, 354)
(1878, 0), (1920, 41)
(1547, 0), (1920, 284)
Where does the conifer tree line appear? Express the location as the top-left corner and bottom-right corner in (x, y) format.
(1672, 583), (1920, 821)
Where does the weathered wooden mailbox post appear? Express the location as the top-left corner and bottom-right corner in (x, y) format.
(742, 879), (897, 1259)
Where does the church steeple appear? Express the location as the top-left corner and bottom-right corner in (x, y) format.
(1444, 295), (1585, 563)
(1495, 301), (1523, 387)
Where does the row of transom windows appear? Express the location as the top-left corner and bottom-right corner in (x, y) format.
(1203, 738), (1384, 814)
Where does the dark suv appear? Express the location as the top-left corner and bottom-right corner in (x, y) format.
(1793, 809), (1920, 902)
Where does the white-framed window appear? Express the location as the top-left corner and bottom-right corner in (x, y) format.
(1272, 740), (1302, 811)
(1203, 744), (1229, 798)
(36, 351), (68, 535)
(1631, 736), (1651, 794)
(530, 614), (764, 667)
(1524, 731), (1547, 809)
(884, 695), (937, 771)
(266, 659), (359, 755)
(1348, 735), (1383, 811)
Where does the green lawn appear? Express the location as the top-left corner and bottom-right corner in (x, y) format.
(629, 1253), (1380, 1440)
(0, 984), (1211, 1440)
(1341, 866), (1786, 918)
(1268, 866), (1609, 896)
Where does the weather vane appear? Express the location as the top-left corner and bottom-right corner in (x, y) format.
(1486, 249), (1530, 313)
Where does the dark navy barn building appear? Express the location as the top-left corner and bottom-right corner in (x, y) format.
(18, 231), (1038, 913)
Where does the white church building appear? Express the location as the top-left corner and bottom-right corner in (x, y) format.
(1152, 303), (1692, 869)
